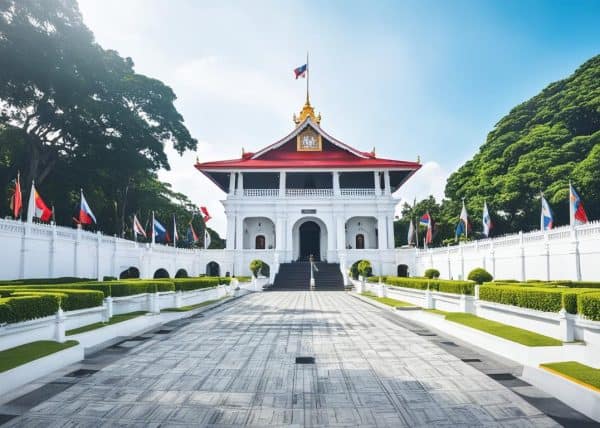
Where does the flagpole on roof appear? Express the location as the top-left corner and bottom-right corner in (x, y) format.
(306, 51), (310, 104)
(151, 211), (155, 246)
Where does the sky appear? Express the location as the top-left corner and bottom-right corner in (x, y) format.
(78, 0), (600, 235)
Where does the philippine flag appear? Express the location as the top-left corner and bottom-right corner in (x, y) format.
(540, 196), (554, 231)
(294, 64), (307, 79)
(79, 190), (97, 225)
(569, 183), (588, 226)
(482, 201), (492, 237)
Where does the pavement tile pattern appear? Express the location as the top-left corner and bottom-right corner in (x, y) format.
(4, 292), (560, 427)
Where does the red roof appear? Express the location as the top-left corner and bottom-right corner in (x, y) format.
(195, 118), (421, 172)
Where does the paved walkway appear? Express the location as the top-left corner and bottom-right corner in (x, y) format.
(7, 292), (560, 427)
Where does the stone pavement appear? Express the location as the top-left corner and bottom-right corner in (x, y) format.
(5, 292), (563, 427)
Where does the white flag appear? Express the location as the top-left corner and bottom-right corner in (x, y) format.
(407, 220), (415, 245)
(204, 229), (211, 249)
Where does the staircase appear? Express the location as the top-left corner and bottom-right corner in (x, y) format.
(270, 262), (345, 291)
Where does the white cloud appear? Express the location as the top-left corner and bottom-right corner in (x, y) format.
(393, 161), (449, 217)
(174, 57), (296, 121)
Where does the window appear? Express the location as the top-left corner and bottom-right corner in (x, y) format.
(356, 234), (365, 249)
(255, 235), (266, 249)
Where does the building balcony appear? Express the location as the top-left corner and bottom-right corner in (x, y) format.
(237, 188), (381, 198)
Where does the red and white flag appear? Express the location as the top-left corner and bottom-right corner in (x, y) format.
(133, 214), (146, 238)
(200, 206), (211, 223)
(27, 182), (52, 223)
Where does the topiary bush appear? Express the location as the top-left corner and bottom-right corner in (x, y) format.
(0, 294), (60, 324)
(424, 269), (440, 279)
(357, 260), (372, 278)
(384, 277), (474, 295)
(249, 260), (263, 278)
(578, 293), (600, 321)
(467, 268), (493, 284)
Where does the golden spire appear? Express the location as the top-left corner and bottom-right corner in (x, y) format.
(293, 99), (321, 126)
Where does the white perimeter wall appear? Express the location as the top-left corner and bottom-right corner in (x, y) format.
(413, 221), (600, 281)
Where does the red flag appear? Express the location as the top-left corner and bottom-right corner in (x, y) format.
(200, 206), (211, 223)
(189, 221), (199, 242)
(10, 172), (22, 219)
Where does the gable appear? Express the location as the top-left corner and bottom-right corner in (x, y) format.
(251, 119), (369, 160)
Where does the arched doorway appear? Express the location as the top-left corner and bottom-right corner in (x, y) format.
(119, 267), (140, 279)
(397, 264), (409, 277)
(206, 261), (220, 276)
(255, 235), (265, 250)
(153, 268), (170, 278)
(355, 234), (365, 249)
(175, 268), (188, 278)
(299, 221), (321, 261)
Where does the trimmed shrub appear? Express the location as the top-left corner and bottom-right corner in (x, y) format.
(235, 276), (251, 283)
(10, 289), (103, 311)
(467, 268), (493, 284)
(103, 276), (117, 281)
(249, 260), (263, 278)
(0, 294), (60, 324)
(0, 277), (93, 286)
(171, 277), (219, 292)
(578, 293), (600, 321)
(350, 260), (371, 279)
(383, 277), (474, 295)
(11, 280), (175, 297)
(367, 276), (387, 283)
(357, 260), (372, 278)
(424, 269), (440, 279)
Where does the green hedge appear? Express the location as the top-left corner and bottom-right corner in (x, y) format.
(366, 276), (388, 283)
(479, 285), (598, 314)
(0, 294), (60, 324)
(0, 288), (103, 311)
(488, 280), (600, 289)
(0, 277), (93, 286)
(578, 293), (600, 321)
(171, 277), (219, 291)
(384, 277), (475, 295)
(8, 280), (175, 297)
(234, 276), (251, 283)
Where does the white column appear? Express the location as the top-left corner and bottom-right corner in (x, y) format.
(333, 171), (341, 196)
(19, 223), (30, 279)
(237, 172), (244, 196)
(49, 223), (57, 277)
(519, 231), (526, 281)
(377, 215), (386, 250)
(226, 210), (236, 250)
(571, 227), (582, 281)
(386, 215), (394, 249)
(229, 172), (236, 194)
(279, 171), (286, 198)
(74, 226), (82, 277)
(235, 215), (244, 250)
(373, 171), (380, 195)
(276, 216), (285, 250)
(96, 231), (102, 281)
(384, 170), (391, 195)
(336, 214), (345, 250)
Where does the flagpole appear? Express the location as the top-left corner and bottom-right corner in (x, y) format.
(17, 171), (22, 221)
(568, 181), (574, 228)
(151, 211), (155, 246)
(306, 51), (309, 104)
(462, 198), (467, 239)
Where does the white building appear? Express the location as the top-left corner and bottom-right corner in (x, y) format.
(195, 99), (421, 280)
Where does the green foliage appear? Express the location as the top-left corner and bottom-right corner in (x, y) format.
(541, 362), (600, 389)
(445, 313), (562, 347)
(384, 277), (474, 295)
(8, 289), (103, 311)
(578, 293), (600, 321)
(366, 276), (387, 283)
(357, 260), (372, 277)
(350, 260), (371, 279)
(0, 294), (60, 324)
(103, 276), (117, 282)
(0, 340), (79, 373)
(467, 268), (493, 284)
(234, 276), (252, 283)
(424, 268), (440, 279)
(249, 260), (263, 278)
(394, 55), (600, 243)
(171, 277), (220, 292)
(1, 280), (174, 297)
(0, 277), (93, 286)
(479, 285), (597, 314)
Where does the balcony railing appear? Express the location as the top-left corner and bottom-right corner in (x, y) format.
(237, 188), (382, 198)
(243, 189), (279, 197)
(285, 188), (334, 197)
(340, 188), (376, 197)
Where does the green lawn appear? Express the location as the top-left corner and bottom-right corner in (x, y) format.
(361, 292), (414, 308)
(162, 298), (224, 312)
(66, 311), (148, 336)
(541, 361), (600, 390)
(424, 309), (451, 316)
(0, 340), (79, 373)
(445, 313), (563, 347)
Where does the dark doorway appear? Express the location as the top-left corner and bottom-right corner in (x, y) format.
(153, 268), (169, 278)
(397, 264), (409, 277)
(356, 234), (365, 249)
(299, 221), (321, 261)
(175, 269), (188, 278)
(255, 235), (265, 249)
(119, 267), (140, 279)
(206, 261), (220, 276)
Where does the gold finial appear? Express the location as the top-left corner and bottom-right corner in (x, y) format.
(372, 147), (376, 157)
(417, 155), (421, 163)
(293, 99), (321, 126)
(241, 147), (245, 157)
(195, 155), (199, 163)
